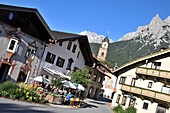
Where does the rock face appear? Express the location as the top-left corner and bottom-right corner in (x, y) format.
(79, 31), (113, 43)
(118, 14), (170, 49)
(90, 15), (170, 67)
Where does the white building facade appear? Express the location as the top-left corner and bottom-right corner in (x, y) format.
(38, 31), (94, 81)
(112, 49), (170, 113)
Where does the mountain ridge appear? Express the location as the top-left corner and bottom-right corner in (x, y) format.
(90, 14), (170, 67)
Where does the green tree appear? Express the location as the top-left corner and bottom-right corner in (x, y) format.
(71, 66), (91, 85)
(52, 79), (63, 89)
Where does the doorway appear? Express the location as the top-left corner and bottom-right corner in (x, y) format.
(87, 87), (94, 98)
(156, 104), (166, 113)
(0, 63), (11, 83)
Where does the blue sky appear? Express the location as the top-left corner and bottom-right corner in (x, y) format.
(0, 0), (170, 41)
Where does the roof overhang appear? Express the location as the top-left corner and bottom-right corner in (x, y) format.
(0, 4), (54, 41)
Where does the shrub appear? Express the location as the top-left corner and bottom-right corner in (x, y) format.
(113, 104), (123, 113)
(0, 81), (19, 93)
(10, 94), (16, 99)
(112, 105), (137, 113)
(20, 97), (25, 100)
(126, 106), (137, 113)
(1, 91), (8, 97)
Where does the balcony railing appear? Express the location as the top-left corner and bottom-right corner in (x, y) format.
(121, 84), (170, 103)
(136, 67), (170, 79)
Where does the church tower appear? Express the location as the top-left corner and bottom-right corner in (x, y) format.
(97, 34), (109, 61)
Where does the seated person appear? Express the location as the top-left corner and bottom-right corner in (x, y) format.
(64, 92), (72, 102)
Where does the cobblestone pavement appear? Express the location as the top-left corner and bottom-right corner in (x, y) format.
(0, 97), (113, 113)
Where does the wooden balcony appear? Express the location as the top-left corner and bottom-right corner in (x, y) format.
(136, 67), (170, 85)
(121, 84), (170, 104)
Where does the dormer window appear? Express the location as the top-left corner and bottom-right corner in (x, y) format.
(26, 46), (36, 60)
(7, 38), (19, 53)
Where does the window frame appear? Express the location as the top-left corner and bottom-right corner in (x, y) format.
(17, 68), (30, 83)
(148, 82), (153, 88)
(7, 38), (19, 53)
(121, 96), (127, 106)
(116, 94), (121, 103)
(72, 44), (77, 53)
(142, 102), (148, 110)
(25, 46), (37, 60)
(119, 77), (126, 84)
(45, 52), (56, 64)
(59, 41), (63, 46)
(67, 41), (72, 50)
(56, 57), (65, 67)
(92, 74), (97, 81)
(151, 62), (161, 69)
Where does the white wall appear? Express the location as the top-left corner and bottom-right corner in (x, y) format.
(38, 39), (85, 80)
(112, 56), (170, 113)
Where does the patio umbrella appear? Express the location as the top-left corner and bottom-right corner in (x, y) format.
(74, 83), (86, 91)
(32, 76), (51, 83)
(61, 80), (76, 89)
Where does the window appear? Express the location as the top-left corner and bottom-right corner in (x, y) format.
(116, 94), (121, 103)
(98, 77), (102, 83)
(9, 40), (16, 50)
(45, 52), (56, 64)
(42, 74), (48, 79)
(77, 51), (80, 58)
(148, 82), (153, 88)
(131, 78), (137, 86)
(56, 57), (65, 67)
(26, 47), (36, 60)
(59, 41), (63, 46)
(92, 74), (97, 81)
(72, 44), (77, 53)
(143, 102), (148, 110)
(101, 52), (104, 56)
(129, 98), (136, 107)
(121, 96), (127, 106)
(161, 85), (170, 94)
(67, 41), (72, 50)
(7, 38), (19, 53)
(151, 62), (161, 69)
(66, 58), (74, 70)
(119, 77), (126, 84)
(17, 68), (30, 82)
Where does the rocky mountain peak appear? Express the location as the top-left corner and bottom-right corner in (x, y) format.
(79, 31), (113, 43)
(150, 14), (163, 25)
(164, 16), (170, 24)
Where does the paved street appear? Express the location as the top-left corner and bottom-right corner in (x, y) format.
(0, 97), (113, 113)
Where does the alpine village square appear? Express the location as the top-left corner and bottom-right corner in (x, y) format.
(0, 3), (170, 113)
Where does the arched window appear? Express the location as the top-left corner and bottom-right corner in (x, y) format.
(101, 52), (104, 56)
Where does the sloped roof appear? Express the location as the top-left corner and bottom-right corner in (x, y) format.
(51, 30), (80, 39)
(112, 48), (170, 75)
(0, 4), (54, 41)
(51, 30), (94, 66)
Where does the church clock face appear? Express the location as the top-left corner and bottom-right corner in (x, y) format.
(9, 12), (14, 20)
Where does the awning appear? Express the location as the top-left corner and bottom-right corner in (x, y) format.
(43, 66), (71, 80)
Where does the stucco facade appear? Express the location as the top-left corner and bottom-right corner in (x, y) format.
(112, 49), (170, 113)
(38, 39), (86, 81)
(0, 22), (45, 84)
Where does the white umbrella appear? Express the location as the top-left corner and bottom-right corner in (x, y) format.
(61, 80), (76, 89)
(74, 83), (86, 91)
(33, 76), (50, 83)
